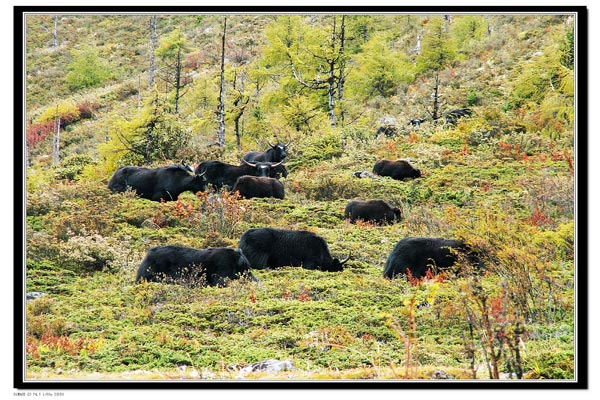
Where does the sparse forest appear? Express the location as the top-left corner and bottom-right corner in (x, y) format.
(23, 11), (578, 381)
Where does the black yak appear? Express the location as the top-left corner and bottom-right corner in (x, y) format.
(444, 108), (473, 125)
(136, 245), (258, 287)
(373, 159), (421, 180)
(242, 140), (290, 163)
(238, 228), (350, 272)
(344, 200), (401, 225)
(383, 237), (476, 279)
(232, 176), (285, 199)
(108, 164), (206, 202)
(195, 159), (286, 189)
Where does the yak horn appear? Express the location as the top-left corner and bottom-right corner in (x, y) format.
(340, 252), (351, 265)
(242, 158), (257, 167)
(196, 169), (206, 177)
(270, 160), (283, 167)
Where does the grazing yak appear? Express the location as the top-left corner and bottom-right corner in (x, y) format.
(238, 228), (350, 272)
(344, 200), (401, 225)
(108, 164), (206, 202)
(242, 140), (290, 163)
(383, 237), (478, 279)
(136, 245), (258, 287)
(232, 176), (285, 199)
(444, 108), (473, 125)
(373, 159), (421, 180)
(195, 159), (286, 189)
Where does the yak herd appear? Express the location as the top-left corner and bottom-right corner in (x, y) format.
(109, 138), (480, 287)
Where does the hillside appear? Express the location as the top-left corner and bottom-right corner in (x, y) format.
(23, 11), (577, 382)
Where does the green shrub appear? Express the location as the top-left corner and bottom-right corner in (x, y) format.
(27, 190), (60, 216)
(27, 295), (56, 316)
(58, 234), (120, 273)
(525, 351), (574, 379)
(289, 132), (345, 169)
(54, 154), (97, 181)
(298, 175), (364, 202)
(27, 316), (68, 340)
(37, 101), (81, 126)
(466, 92), (480, 106)
(65, 46), (113, 90)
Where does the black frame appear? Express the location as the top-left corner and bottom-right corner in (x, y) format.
(14, 5), (588, 391)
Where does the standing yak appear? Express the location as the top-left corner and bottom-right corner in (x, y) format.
(373, 159), (421, 180)
(238, 228), (350, 271)
(344, 200), (401, 225)
(136, 245), (258, 287)
(242, 140), (290, 163)
(108, 164), (206, 202)
(383, 237), (476, 279)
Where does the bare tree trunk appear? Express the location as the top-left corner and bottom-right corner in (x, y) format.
(174, 45), (182, 113)
(137, 75), (142, 108)
(232, 69), (248, 151)
(327, 64), (336, 127)
(337, 15), (346, 126)
(217, 17), (227, 147)
(52, 16), (58, 48)
(432, 71), (441, 121)
(52, 105), (60, 165)
(413, 34), (421, 55)
(327, 16), (337, 127)
(148, 15), (157, 88)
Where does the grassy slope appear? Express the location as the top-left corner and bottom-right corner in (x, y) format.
(24, 14), (575, 380)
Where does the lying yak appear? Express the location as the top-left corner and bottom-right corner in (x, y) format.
(136, 245), (258, 287)
(238, 228), (350, 272)
(232, 176), (285, 199)
(383, 237), (479, 279)
(108, 164), (206, 202)
(196, 159), (287, 189)
(373, 159), (421, 180)
(344, 199), (401, 225)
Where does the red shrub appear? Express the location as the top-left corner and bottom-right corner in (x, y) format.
(77, 100), (100, 119)
(26, 120), (54, 147)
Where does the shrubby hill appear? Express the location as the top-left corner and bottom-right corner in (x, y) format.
(24, 12), (577, 380)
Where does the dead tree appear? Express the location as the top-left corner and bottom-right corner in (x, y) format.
(217, 17), (227, 147)
(148, 15), (158, 88)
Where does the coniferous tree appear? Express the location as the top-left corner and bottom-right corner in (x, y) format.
(156, 29), (189, 113)
(348, 32), (414, 100)
(262, 15), (350, 128)
(415, 16), (457, 121)
(101, 91), (189, 166)
(65, 46), (113, 91)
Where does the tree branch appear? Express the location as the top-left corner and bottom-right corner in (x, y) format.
(287, 51), (327, 90)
